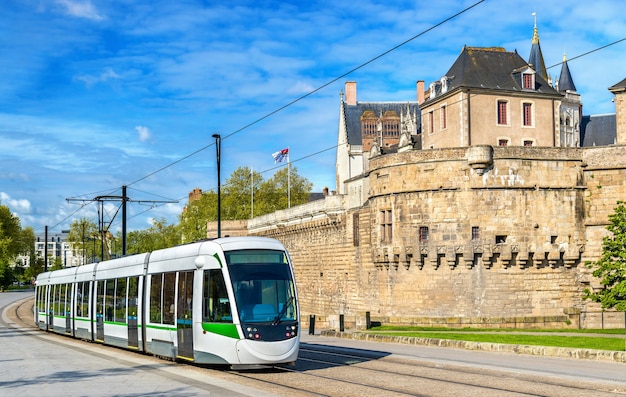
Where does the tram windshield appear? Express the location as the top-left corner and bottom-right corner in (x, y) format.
(226, 249), (296, 324)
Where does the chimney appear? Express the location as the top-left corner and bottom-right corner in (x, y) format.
(345, 81), (357, 105)
(417, 80), (425, 105)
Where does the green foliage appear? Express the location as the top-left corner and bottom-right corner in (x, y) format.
(178, 190), (218, 243)
(125, 218), (180, 254)
(67, 218), (100, 264)
(0, 262), (15, 291)
(0, 205), (35, 288)
(584, 201), (626, 311)
(178, 165), (313, 242)
(25, 257), (44, 281)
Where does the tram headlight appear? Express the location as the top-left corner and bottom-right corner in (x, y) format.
(285, 325), (297, 338)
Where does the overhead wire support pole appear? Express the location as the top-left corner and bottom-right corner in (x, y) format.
(67, 188), (178, 258)
(212, 134), (222, 238)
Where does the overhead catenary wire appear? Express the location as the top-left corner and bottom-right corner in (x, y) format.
(124, 0), (486, 188)
(58, 2), (626, 233)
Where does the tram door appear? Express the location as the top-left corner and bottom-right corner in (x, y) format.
(127, 277), (139, 349)
(176, 271), (194, 360)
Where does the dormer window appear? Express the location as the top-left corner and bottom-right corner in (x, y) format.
(522, 72), (535, 90)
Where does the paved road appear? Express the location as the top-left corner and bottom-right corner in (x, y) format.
(0, 290), (275, 397)
(2, 290), (626, 396)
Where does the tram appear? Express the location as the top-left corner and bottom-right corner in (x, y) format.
(34, 237), (299, 368)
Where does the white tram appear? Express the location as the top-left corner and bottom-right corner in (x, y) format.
(34, 237), (300, 368)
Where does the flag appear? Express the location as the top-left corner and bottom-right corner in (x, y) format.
(272, 148), (289, 163)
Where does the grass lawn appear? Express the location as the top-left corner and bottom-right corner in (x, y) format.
(362, 326), (626, 351)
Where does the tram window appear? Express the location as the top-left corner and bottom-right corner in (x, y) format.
(96, 281), (105, 320)
(149, 274), (163, 323)
(75, 282), (83, 317)
(56, 284), (66, 316)
(128, 277), (138, 319)
(51, 285), (58, 315)
(232, 265), (296, 323)
(149, 272), (176, 325)
(81, 281), (90, 317)
(105, 280), (115, 321)
(163, 272), (176, 325)
(115, 277), (127, 323)
(203, 269), (231, 323)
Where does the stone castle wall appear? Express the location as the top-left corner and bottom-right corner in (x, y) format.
(243, 145), (626, 330)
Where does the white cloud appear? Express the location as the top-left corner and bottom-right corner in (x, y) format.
(0, 192), (32, 213)
(74, 67), (120, 88)
(55, 0), (104, 21)
(135, 126), (152, 142)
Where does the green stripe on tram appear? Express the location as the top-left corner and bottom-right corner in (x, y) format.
(146, 324), (177, 331)
(201, 323), (240, 339)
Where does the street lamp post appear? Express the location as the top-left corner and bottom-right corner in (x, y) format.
(212, 134), (221, 238)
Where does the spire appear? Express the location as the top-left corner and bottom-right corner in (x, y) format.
(558, 52), (577, 92)
(528, 12), (548, 82)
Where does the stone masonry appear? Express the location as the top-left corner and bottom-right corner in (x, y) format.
(244, 143), (626, 331)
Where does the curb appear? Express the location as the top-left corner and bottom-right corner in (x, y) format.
(320, 330), (626, 364)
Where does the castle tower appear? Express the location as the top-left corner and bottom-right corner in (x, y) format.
(528, 13), (548, 83)
(558, 53), (582, 147)
(609, 78), (626, 145)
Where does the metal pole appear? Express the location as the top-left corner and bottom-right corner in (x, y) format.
(122, 185), (127, 256)
(44, 225), (48, 272)
(212, 134), (221, 238)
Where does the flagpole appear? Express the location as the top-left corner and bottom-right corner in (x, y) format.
(288, 147), (291, 208)
(251, 166), (254, 218)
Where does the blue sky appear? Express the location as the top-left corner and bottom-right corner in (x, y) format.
(1, 0), (625, 235)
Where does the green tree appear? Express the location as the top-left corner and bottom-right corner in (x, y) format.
(67, 218), (99, 265)
(584, 201), (626, 311)
(0, 262), (15, 291)
(256, 166), (313, 214)
(177, 165), (313, 242)
(0, 205), (33, 289)
(0, 205), (23, 265)
(50, 256), (64, 271)
(222, 166), (264, 220)
(125, 218), (180, 254)
(25, 257), (44, 282)
(178, 190), (218, 242)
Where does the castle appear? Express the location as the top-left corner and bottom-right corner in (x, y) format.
(207, 22), (626, 330)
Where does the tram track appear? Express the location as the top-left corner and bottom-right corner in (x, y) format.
(8, 296), (626, 397)
(220, 345), (626, 397)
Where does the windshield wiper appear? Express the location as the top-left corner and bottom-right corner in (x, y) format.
(272, 296), (294, 325)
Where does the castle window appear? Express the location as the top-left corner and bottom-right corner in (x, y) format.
(361, 111), (378, 136)
(381, 111), (400, 137)
(380, 210), (392, 242)
(523, 139), (534, 146)
(522, 102), (533, 127)
(495, 235), (507, 244)
(522, 73), (534, 89)
(440, 104), (447, 130)
(419, 226), (429, 242)
(497, 100), (508, 125)
(427, 111), (434, 134)
(471, 226), (480, 240)
(498, 138), (509, 146)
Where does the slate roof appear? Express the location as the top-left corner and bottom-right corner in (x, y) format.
(342, 102), (420, 146)
(528, 27), (548, 81)
(581, 114), (617, 146)
(424, 47), (560, 104)
(609, 77), (626, 92)
(558, 58), (577, 92)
